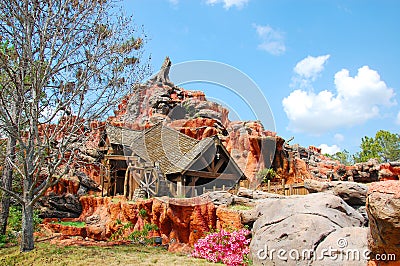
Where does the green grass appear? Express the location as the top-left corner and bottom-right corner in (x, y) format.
(228, 204), (254, 211)
(51, 221), (86, 228)
(0, 242), (217, 266)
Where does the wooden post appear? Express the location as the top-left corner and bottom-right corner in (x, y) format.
(153, 169), (160, 196)
(213, 185), (216, 192)
(177, 176), (183, 197)
(124, 165), (131, 198)
(169, 182), (176, 197)
(113, 172), (117, 196)
(100, 164), (104, 197)
(267, 180), (271, 193)
(281, 179), (285, 195)
(289, 184), (293, 196)
(128, 171), (134, 200)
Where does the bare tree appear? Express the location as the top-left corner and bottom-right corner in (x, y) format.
(0, 0), (149, 251)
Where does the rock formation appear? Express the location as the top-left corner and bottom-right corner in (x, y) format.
(39, 171), (101, 218)
(366, 180), (400, 260)
(104, 58), (347, 184)
(250, 193), (367, 265)
(304, 179), (369, 225)
(76, 196), (217, 246)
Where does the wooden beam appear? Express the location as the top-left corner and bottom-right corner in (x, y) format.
(184, 170), (238, 180)
(104, 155), (139, 161)
(214, 159), (225, 173)
(200, 157), (213, 172)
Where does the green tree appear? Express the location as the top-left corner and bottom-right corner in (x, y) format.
(0, 0), (149, 252)
(325, 149), (353, 165)
(354, 130), (400, 163)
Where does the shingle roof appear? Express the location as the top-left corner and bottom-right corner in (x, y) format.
(130, 123), (215, 175)
(105, 124), (142, 146)
(166, 137), (214, 174)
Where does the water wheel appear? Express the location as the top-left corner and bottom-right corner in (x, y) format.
(125, 164), (168, 199)
(141, 168), (158, 197)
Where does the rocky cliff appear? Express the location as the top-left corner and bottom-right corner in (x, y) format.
(104, 60), (400, 185)
(39, 58), (399, 219)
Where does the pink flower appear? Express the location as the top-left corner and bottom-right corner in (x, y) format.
(192, 228), (251, 266)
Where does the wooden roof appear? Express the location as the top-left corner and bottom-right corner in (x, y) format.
(105, 124), (142, 146)
(105, 123), (245, 180)
(130, 123), (213, 174)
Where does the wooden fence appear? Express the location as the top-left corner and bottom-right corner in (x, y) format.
(239, 179), (309, 196)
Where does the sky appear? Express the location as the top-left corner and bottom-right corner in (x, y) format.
(122, 0), (400, 155)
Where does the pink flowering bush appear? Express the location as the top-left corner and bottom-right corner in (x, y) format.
(192, 228), (251, 266)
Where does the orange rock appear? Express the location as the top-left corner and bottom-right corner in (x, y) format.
(74, 196), (217, 245)
(367, 181), (400, 260)
(216, 206), (243, 231)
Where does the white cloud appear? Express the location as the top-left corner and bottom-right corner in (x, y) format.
(319, 144), (341, 155)
(206, 0), (249, 9)
(334, 133), (344, 142)
(168, 0), (179, 5)
(294, 55), (330, 80)
(253, 24), (285, 56)
(283, 65), (396, 134)
(396, 111), (400, 125)
(291, 55), (330, 89)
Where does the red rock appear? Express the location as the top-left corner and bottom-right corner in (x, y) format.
(367, 181), (400, 260)
(73, 196), (217, 245)
(379, 163), (400, 181)
(216, 206), (243, 230)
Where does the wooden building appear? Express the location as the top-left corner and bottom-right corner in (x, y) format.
(99, 123), (245, 199)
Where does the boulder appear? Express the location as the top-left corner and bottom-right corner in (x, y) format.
(205, 191), (234, 206)
(38, 193), (82, 218)
(76, 171), (100, 190)
(314, 227), (369, 266)
(366, 180), (400, 259)
(304, 179), (368, 206)
(250, 193), (366, 265)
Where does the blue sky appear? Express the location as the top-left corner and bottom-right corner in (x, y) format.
(123, 0), (400, 155)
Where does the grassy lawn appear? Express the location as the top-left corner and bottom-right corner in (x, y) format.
(50, 221), (86, 228)
(0, 242), (217, 266)
(228, 204), (254, 211)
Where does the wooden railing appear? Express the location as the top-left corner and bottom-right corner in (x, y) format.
(240, 179), (309, 196)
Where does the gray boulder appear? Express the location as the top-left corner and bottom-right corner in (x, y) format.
(304, 179), (367, 206)
(250, 192), (366, 265)
(314, 227), (369, 266)
(205, 191), (234, 206)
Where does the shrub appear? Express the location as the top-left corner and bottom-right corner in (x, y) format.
(192, 228), (251, 266)
(138, 208), (147, 218)
(0, 205), (42, 247)
(8, 206), (42, 231)
(127, 223), (158, 245)
(256, 168), (277, 183)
